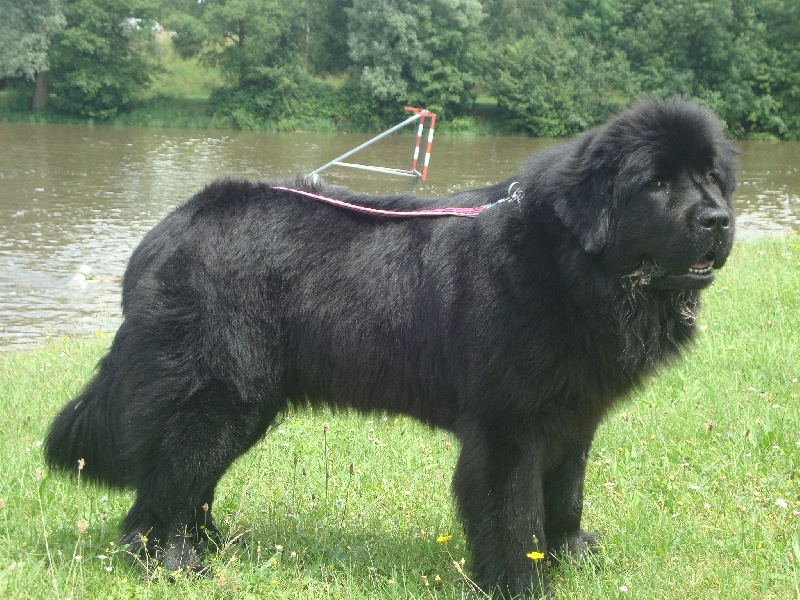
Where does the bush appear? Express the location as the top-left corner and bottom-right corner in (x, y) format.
(209, 69), (406, 132)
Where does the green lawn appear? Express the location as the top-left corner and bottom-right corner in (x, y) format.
(1, 238), (798, 599)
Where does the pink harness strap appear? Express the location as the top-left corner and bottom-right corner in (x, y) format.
(271, 186), (487, 218)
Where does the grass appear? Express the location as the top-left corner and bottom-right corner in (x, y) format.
(145, 35), (226, 101)
(1, 237), (798, 599)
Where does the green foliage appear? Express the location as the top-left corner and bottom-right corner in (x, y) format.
(3, 0), (800, 137)
(201, 0), (303, 87)
(754, 0), (800, 140)
(305, 0), (351, 75)
(616, 0), (761, 137)
(47, 0), (160, 120)
(347, 0), (485, 118)
(209, 66), (345, 130)
(491, 28), (636, 136)
(165, 13), (208, 60)
(0, 0), (65, 80)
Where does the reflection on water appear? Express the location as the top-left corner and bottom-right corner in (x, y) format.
(0, 123), (798, 347)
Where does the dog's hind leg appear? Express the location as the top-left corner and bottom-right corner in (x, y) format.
(119, 380), (283, 573)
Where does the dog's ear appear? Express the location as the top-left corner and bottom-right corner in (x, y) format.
(549, 169), (613, 254)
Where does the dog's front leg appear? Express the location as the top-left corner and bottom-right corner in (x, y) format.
(453, 418), (550, 599)
(543, 437), (599, 562)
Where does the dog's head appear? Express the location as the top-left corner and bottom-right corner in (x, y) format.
(538, 99), (737, 291)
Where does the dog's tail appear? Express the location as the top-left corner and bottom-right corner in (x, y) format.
(44, 354), (129, 488)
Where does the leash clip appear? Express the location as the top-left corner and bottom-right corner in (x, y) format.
(485, 181), (524, 211)
(504, 181), (524, 204)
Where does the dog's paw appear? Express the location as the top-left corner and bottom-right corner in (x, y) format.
(548, 529), (601, 564)
(162, 534), (205, 575)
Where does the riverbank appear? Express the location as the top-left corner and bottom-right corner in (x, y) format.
(0, 32), (571, 138)
(0, 89), (504, 135)
(0, 38), (505, 136)
(1, 237), (798, 599)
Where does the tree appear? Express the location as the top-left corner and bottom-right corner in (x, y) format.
(754, 0), (800, 138)
(48, 0), (160, 120)
(305, 0), (350, 75)
(165, 12), (208, 60)
(616, 0), (761, 135)
(0, 0), (65, 109)
(491, 24), (636, 136)
(347, 0), (485, 118)
(201, 0), (304, 87)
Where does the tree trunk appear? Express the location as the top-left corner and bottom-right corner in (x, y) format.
(32, 71), (49, 110)
(238, 20), (246, 88)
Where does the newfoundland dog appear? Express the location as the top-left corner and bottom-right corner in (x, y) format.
(46, 99), (736, 598)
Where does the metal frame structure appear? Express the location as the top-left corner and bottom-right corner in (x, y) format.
(311, 107), (437, 181)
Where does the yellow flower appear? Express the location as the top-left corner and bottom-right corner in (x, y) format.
(526, 551), (545, 561)
(436, 535), (452, 543)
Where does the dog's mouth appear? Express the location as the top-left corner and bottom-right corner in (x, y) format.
(630, 255), (718, 290)
(651, 256), (717, 290)
(688, 257), (715, 276)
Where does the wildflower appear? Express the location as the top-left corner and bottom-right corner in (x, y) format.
(77, 458), (85, 471)
(335, 499), (345, 509)
(620, 585), (629, 593)
(436, 535), (452, 543)
(776, 498), (789, 509)
(526, 551), (545, 561)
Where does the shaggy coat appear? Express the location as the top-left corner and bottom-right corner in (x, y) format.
(46, 99), (736, 598)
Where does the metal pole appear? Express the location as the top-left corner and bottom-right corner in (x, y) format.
(331, 162), (420, 178)
(311, 113), (423, 176)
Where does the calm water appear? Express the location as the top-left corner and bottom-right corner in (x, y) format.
(1, 122), (798, 347)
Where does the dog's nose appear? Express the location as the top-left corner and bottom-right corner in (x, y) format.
(697, 207), (731, 231)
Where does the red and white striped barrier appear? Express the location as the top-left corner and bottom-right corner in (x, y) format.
(311, 107), (437, 181)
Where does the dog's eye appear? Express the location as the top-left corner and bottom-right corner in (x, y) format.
(707, 172), (719, 185)
(647, 179), (665, 189)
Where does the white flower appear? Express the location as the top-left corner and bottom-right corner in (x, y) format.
(775, 498), (788, 509)
(620, 585), (629, 593)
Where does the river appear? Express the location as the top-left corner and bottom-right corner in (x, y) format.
(1, 122), (798, 347)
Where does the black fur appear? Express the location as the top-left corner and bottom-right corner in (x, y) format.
(45, 99), (736, 597)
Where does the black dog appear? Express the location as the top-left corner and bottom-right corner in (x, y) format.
(46, 99), (736, 598)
